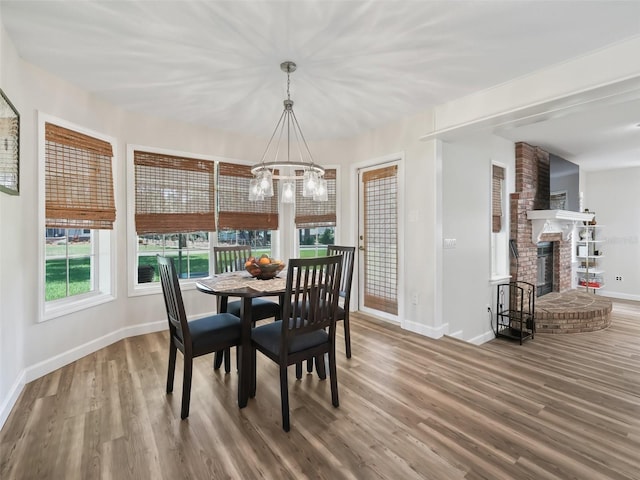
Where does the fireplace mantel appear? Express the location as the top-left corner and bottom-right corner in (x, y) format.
(526, 210), (594, 243)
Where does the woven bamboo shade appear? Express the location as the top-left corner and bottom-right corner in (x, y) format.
(134, 150), (216, 234)
(362, 165), (397, 315)
(294, 169), (336, 228)
(45, 123), (116, 229)
(0, 109), (19, 194)
(492, 165), (505, 233)
(217, 162), (278, 230)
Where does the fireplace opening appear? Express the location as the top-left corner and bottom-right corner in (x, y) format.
(537, 242), (554, 297)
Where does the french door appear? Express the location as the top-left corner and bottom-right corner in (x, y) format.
(358, 163), (399, 320)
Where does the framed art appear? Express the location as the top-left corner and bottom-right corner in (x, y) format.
(0, 88), (20, 195)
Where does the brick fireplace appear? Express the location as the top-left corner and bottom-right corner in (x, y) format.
(509, 142), (612, 333)
(510, 142), (572, 294)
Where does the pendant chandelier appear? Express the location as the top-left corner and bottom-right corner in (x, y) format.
(249, 61), (327, 204)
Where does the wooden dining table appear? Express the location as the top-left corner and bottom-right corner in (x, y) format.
(195, 273), (287, 408)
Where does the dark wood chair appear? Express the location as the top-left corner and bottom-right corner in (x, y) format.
(157, 255), (241, 419)
(327, 245), (356, 358)
(250, 255), (343, 431)
(302, 246), (356, 375)
(213, 245), (282, 370)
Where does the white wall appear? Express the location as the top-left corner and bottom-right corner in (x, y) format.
(0, 17), (26, 428)
(442, 134), (515, 343)
(345, 111), (443, 337)
(584, 167), (640, 301)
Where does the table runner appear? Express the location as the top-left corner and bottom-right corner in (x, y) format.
(197, 273), (287, 293)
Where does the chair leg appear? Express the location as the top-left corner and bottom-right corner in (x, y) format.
(213, 350), (224, 370)
(316, 354), (326, 380)
(181, 356), (193, 419)
(343, 314), (352, 359)
(166, 342), (177, 393)
(250, 347), (257, 398)
(328, 347), (339, 408)
(306, 358), (313, 374)
(280, 365), (290, 432)
(295, 362), (303, 379)
(224, 347), (231, 373)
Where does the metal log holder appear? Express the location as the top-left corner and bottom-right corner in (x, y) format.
(495, 281), (535, 344)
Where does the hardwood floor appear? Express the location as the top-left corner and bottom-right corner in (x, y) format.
(1, 299), (639, 479)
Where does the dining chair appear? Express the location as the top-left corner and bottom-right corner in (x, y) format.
(213, 245), (282, 370)
(302, 246), (356, 375)
(157, 255), (241, 419)
(326, 245), (356, 358)
(250, 255), (343, 432)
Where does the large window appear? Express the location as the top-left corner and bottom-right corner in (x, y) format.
(133, 149), (216, 284)
(41, 118), (116, 319)
(131, 152), (281, 288)
(295, 169), (337, 257)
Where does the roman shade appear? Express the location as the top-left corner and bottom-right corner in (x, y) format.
(134, 150), (215, 234)
(492, 165), (505, 233)
(217, 162), (278, 230)
(294, 169), (336, 228)
(45, 123), (116, 229)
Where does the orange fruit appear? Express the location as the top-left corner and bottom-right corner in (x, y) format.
(245, 260), (253, 267)
(259, 256), (271, 265)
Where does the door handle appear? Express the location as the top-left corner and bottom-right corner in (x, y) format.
(358, 246), (365, 251)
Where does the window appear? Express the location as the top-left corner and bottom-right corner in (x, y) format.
(217, 229), (272, 258)
(41, 118), (116, 318)
(45, 228), (93, 301)
(137, 232), (210, 281)
(492, 165), (505, 233)
(295, 169), (336, 257)
(133, 150), (216, 283)
(491, 163), (509, 280)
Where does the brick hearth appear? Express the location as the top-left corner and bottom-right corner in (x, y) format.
(536, 291), (612, 333)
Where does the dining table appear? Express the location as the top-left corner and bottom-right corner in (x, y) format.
(195, 272), (287, 408)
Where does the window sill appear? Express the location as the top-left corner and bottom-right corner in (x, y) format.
(43, 292), (115, 322)
(490, 275), (512, 285)
(128, 278), (200, 297)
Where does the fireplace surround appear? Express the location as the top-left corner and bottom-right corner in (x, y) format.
(510, 142), (612, 333)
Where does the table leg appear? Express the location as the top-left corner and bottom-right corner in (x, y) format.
(238, 296), (252, 408)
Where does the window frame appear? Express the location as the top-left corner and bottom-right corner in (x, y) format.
(490, 160), (510, 282)
(127, 146), (266, 296)
(38, 112), (117, 322)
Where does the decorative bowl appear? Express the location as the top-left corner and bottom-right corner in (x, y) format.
(245, 260), (285, 280)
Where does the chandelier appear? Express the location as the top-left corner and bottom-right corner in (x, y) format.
(249, 61), (327, 203)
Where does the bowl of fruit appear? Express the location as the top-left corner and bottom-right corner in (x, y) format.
(245, 254), (285, 280)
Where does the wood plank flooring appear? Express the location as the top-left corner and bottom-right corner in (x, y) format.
(1, 298), (639, 479)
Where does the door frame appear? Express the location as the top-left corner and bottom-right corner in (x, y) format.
(349, 152), (405, 325)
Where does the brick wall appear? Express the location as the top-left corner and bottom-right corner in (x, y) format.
(511, 142), (572, 293)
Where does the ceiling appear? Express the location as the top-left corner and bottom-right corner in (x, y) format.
(2, 1), (639, 171)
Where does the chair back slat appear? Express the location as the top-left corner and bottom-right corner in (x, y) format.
(282, 255), (342, 351)
(157, 255), (190, 347)
(214, 245), (252, 273)
(326, 245), (356, 305)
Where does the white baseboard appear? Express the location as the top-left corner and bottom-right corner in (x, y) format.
(0, 370), (26, 429)
(599, 290), (640, 302)
(403, 319), (448, 339)
(469, 329), (496, 345)
(24, 320), (166, 383)
(0, 319), (166, 430)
